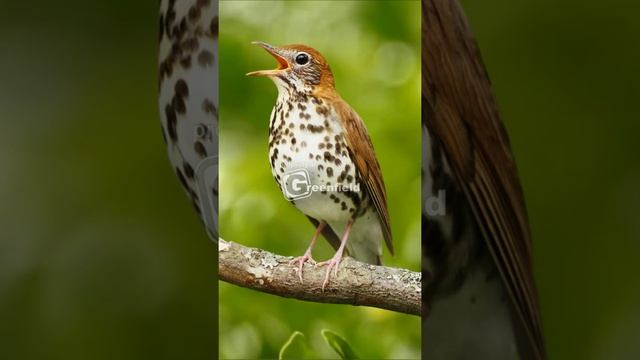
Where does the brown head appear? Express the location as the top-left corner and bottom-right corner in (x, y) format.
(247, 42), (335, 94)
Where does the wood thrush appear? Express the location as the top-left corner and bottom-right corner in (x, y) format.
(423, 0), (545, 359)
(247, 42), (394, 289)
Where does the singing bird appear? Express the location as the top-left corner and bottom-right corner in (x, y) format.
(423, 0), (545, 359)
(247, 42), (393, 288)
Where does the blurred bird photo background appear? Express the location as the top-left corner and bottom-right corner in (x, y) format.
(1, 0), (640, 359)
(218, 1), (422, 359)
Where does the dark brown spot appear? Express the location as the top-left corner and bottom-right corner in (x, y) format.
(198, 50), (214, 66)
(182, 37), (199, 52)
(165, 104), (178, 142)
(194, 141), (207, 157)
(175, 79), (189, 98)
(307, 124), (324, 133)
(209, 16), (218, 38)
(324, 151), (333, 162)
(179, 55), (192, 69)
(327, 167), (333, 177)
(316, 106), (329, 117)
(183, 162), (194, 179)
(202, 99), (218, 118)
(188, 6), (201, 22)
(172, 95), (186, 114)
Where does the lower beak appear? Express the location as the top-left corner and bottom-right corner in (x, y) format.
(246, 41), (290, 77)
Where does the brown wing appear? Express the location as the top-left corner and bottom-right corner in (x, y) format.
(424, 0), (545, 358)
(333, 99), (394, 255)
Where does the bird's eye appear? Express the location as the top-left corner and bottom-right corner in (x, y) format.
(295, 53), (310, 65)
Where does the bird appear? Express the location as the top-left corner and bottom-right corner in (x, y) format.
(158, 0), (219, 239)
(247, 42), (394, 289)
(422, 0), (545, 359)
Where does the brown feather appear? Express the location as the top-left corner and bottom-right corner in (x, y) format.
(333, 98), (394, 255)
(424, 0), (545, 358)
(308, 56), (394, 256)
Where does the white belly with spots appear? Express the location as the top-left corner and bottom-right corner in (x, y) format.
(268, 96), (361, 222)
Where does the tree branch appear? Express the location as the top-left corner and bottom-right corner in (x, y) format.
(218, 239), (422, 316)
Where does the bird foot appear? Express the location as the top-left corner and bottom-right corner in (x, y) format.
(289, 253), (315, 283)
(316, 254), (343, 291)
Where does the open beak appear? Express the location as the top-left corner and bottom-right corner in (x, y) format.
(246, 41), (290, 77)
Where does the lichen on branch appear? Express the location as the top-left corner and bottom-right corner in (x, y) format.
(218, 239), (422, 316)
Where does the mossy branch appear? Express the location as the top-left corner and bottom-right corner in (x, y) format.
(218, 239), (422, 316)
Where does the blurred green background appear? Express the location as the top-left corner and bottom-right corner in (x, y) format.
(218, 1), (421, 359)
(0, 1), (216, 359)
(0, 0), (639, 359)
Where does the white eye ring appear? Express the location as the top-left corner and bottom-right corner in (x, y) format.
(294, 52), (310, 66)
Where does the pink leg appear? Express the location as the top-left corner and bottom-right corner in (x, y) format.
(317, 218), (354, 291)
(289, 220), (326, 283)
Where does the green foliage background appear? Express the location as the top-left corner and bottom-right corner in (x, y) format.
(0, 0), (639, 359)
(218, 1), (422, 359)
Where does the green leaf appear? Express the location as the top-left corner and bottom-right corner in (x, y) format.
(321, 329), (359, 359)
(279, 331), (311, 360)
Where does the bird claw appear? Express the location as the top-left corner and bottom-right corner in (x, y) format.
(316, 255), (343, 291)
(289, 253), (315, 283)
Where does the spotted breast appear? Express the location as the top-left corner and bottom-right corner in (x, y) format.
(268, 92), (384, 263)
(269, 94), (367, 220)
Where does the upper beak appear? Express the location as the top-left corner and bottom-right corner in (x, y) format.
(246, 41), (290, 77)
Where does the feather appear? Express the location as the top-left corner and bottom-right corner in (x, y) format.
(423, 0), (545, 358)
(333, 99), (394, 256)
